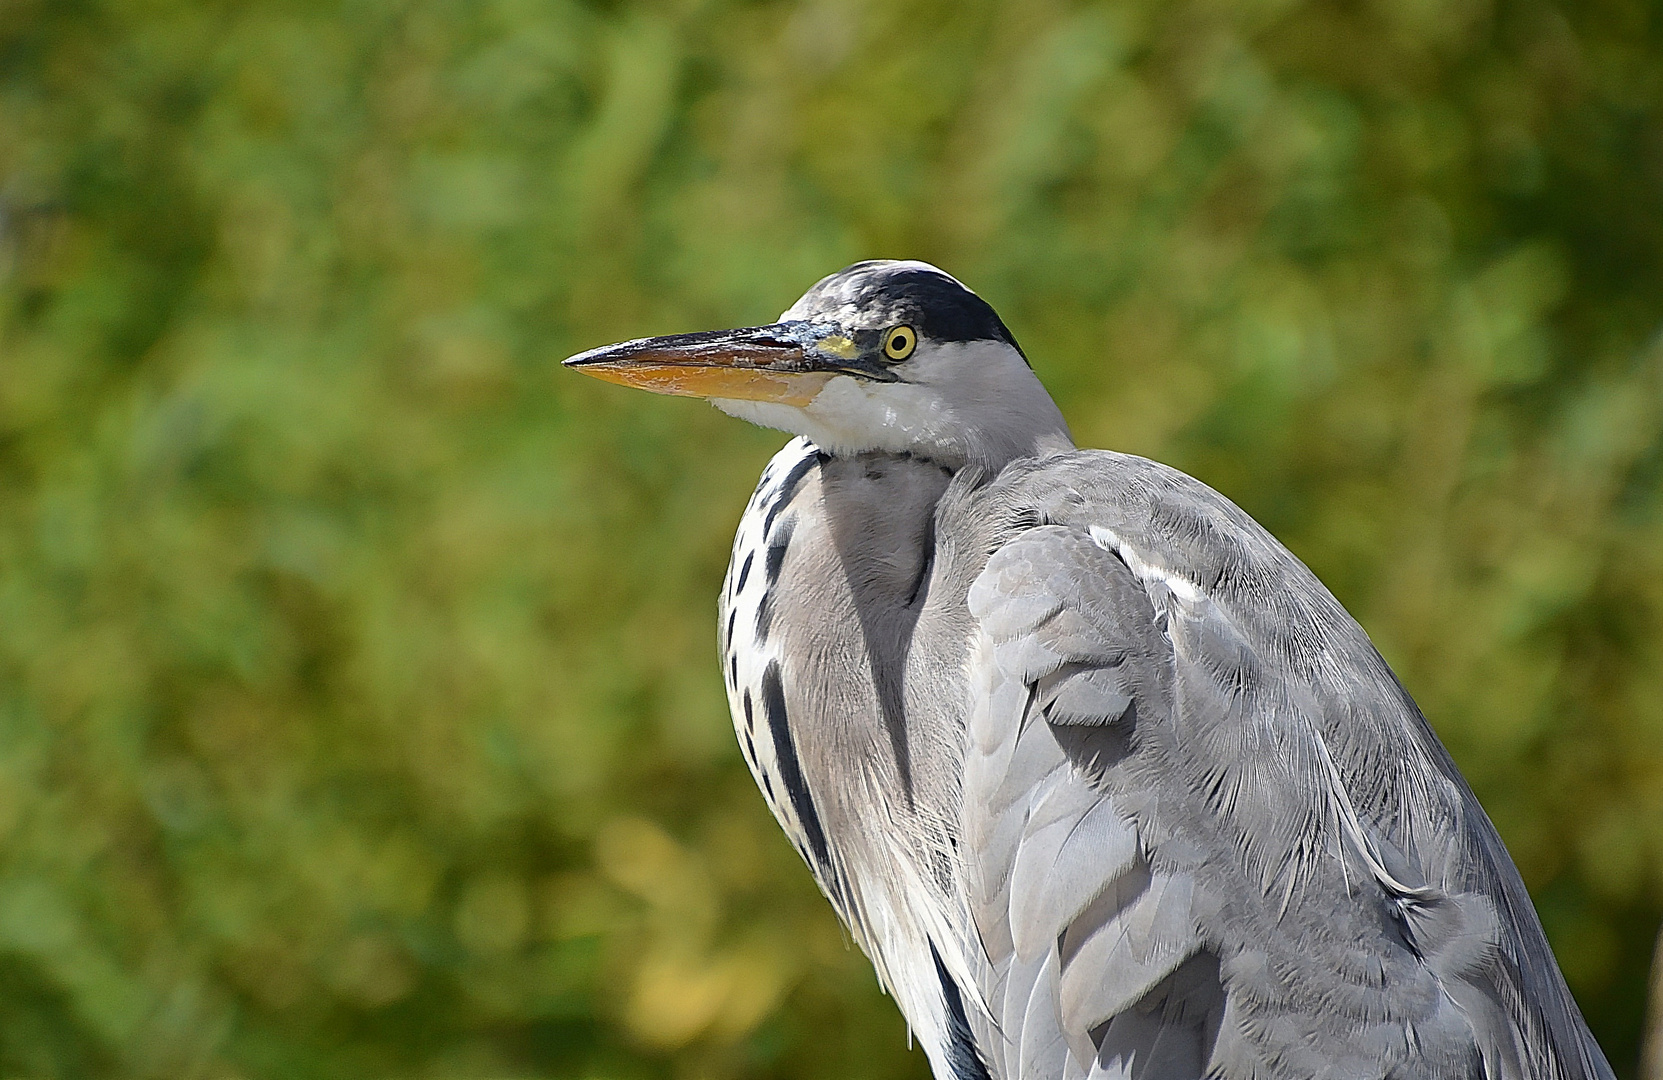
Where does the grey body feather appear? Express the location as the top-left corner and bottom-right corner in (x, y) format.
(720, 437), (1612, 1080)
(565, 259), (1610, 1077)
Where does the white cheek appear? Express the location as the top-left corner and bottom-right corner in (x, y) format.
(710, 341), (1066, 468)
(807, 376), (881, 429)
(805, 376), (947, 448)
(711, 378), (952, 458)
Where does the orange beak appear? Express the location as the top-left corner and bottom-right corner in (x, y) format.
(563, 323), (892, 405)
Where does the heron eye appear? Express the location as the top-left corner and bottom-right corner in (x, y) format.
(883, 325), (917, 361)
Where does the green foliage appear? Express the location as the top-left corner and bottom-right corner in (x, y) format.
(0, 0), (1661, 1076)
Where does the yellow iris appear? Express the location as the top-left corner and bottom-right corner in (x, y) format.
(883, 325), (917, 360)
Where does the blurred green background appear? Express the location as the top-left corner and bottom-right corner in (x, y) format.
(0, 0), (1661, 1077)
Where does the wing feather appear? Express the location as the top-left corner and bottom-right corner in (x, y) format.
(1016, 950), (1069, 1080)
(1057, 866), (1198, 1047)
(1009, 795), (1137, 961)
(956, 452), (1614, 1080)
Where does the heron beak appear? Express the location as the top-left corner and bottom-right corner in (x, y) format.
(563, 323), (892, 405)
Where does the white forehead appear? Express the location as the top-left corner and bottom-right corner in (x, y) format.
(776, 260), (972, 323)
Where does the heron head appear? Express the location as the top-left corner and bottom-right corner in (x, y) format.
(564, 260), (1073, 469)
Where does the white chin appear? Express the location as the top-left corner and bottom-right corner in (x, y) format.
(709, 397), (812, 435)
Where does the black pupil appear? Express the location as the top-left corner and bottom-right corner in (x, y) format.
(892, 331), (906, 350)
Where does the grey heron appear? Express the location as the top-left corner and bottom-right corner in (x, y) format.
(565, 260), (1613, 1080)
